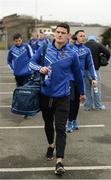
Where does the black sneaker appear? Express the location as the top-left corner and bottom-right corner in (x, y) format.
(55, 162), (65, 175)
(46, 147), (54, 160)
(24, 115), (28, 119)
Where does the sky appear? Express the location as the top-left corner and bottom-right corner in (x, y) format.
(0, 0), (111, 26)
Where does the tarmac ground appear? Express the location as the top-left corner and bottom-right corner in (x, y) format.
(0, 50), (111, 179)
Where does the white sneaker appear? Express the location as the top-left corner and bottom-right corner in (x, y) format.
(96, 105), (106, 110)
(100, 105), (106, 110)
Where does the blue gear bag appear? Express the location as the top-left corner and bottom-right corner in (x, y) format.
(11, 72), (43, 116)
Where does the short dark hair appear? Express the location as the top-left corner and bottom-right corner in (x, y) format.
(13, 33), (22, 40)
(74, 30), (85, 36)
(56, 23), (70, 34)
(72, 30), (85, 40)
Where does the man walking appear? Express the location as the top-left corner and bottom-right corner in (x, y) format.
(7, 33), (33, 86)
(66, 30), (97, 132)
(29, 23), (85, 175)
(84, 35), (110, 110)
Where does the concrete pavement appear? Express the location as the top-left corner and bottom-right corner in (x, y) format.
(0, 50), (111, 179)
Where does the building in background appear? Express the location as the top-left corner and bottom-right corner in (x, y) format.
(0, 14), (109, 49)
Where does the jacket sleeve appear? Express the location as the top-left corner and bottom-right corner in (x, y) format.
(85, 48), (97, 80)
(71, 53), (85, 95)
(26, 44), (33, 58)
(7, 50), (14, 73)
(29, 46), (43, 71)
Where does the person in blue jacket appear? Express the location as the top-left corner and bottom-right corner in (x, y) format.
(37, 32), (50, 47)
(28, 32), (50, 54)
(66, 30), (97, 132)
(29, 23), (86, 175)
(28, 32), (39, 54)
(7, 33), (33, 86)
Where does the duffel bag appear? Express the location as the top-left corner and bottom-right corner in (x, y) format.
(11, 84), (40, 116)
(11, 71), (43, 116)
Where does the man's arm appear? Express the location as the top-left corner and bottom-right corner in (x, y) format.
(71, 53), (85, 95)
(29, 46), (49, 75)
(71, 53), (86, 103)
(7, 51), (14, 73)
(29, 46), (43, 71)
(86, 49), (97, 79)
(27, 44), (33, 58)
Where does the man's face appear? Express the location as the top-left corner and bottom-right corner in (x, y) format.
(14, 38), (22, 46)
(31, 33), (38, 40)
(76, 32), (86, 44)
(54, 27), (68, 45)
(38, 33), (45, 39)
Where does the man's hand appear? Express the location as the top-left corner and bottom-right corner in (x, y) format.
(39, 66), (49, 74)
(92, 80), (97, 87)
(79, 95), (86, 103)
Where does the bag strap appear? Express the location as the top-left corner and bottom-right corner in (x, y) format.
(27, 43), (48, 85)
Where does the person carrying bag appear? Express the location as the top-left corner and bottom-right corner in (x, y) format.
(11, 43), (48, 117)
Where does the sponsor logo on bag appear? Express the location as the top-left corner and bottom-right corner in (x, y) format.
(19, 90), (31, 94)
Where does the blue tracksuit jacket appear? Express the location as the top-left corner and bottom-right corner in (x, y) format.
(28, 38), (50, 54)
(7, 43), (33, 76)
(28, 39), (40, 53)
(72, 43), (97, 80)
(29, 42), (85, 97)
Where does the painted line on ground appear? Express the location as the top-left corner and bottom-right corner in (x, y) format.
(0, 83), (15, 85)
(0, 66), (8, 68)
(0, 105), (11, 107)
(79, 124), (105, 128)
(0, 165), (111, 172)
(0, 92), (13, 94)
(0, 125), (105, 130)
(0, 75), (13, 77)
